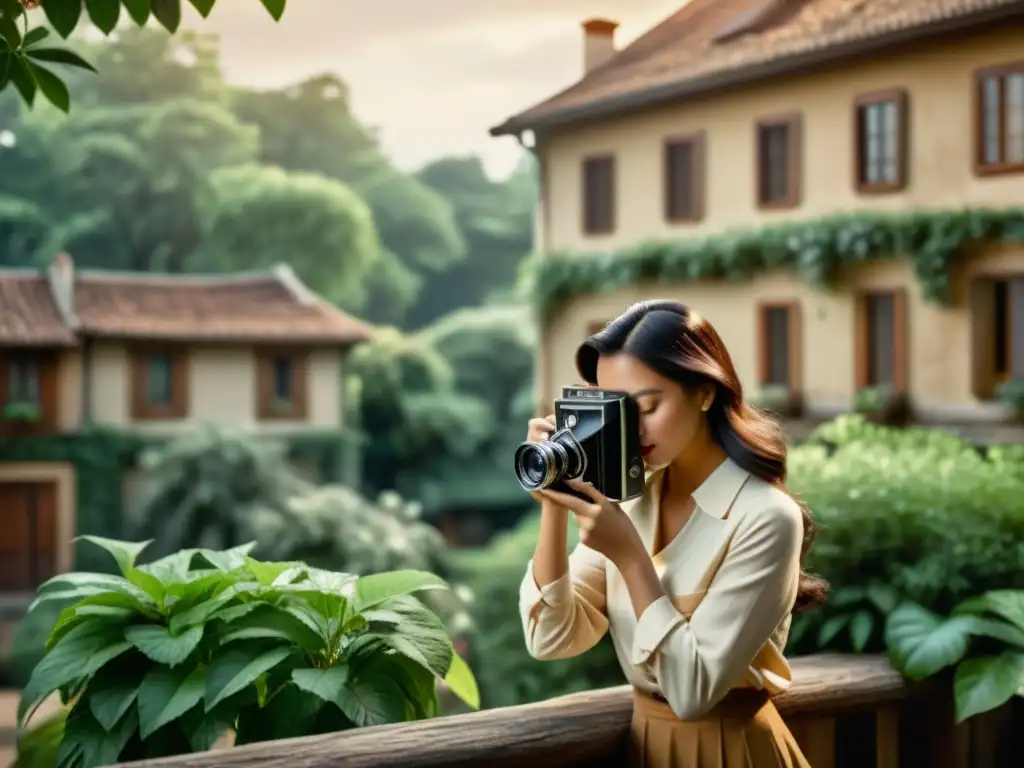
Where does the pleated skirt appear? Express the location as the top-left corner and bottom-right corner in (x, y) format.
(629, 688), (811, 768)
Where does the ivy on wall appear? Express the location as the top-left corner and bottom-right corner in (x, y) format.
(529, 208), (1024, 319)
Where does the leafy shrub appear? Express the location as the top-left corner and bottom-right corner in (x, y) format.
(453, 511), (623, 709)
(16, 536), (478, 767)
(886, 589), (1024, 722)
(786, 415), (1024, 655)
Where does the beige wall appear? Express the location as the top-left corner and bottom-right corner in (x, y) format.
(539, 25), (1024, 253)
(533, 24), (1024, 415)
(57, 344), (344, 434)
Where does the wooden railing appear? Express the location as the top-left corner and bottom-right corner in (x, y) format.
(116, 654), (1021, 768)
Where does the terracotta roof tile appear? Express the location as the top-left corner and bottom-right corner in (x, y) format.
(72, 272), (372, 344)
(494, 0), (1024, 131)
(0, 272), (76, 346)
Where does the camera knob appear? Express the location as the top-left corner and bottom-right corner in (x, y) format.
(565, 414), (578, 428)
(629, 465), (642, 478)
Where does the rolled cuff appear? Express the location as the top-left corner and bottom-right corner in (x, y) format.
(631, 595), (686, 666)
(519, 559), (574, 612)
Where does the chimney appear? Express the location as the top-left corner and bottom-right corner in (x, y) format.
(582, 18), (619, 74)
(47, 252), (77, 326)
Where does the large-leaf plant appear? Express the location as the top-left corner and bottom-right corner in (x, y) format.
(886, 590), (1024, 722)
(15, 535), (479, 767)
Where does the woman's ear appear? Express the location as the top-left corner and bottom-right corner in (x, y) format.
(697, 384), (715, 412)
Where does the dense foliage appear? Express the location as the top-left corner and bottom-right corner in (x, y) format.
(457, 416), (1024, 708)
(15, 536), (478, 767)
(525, 208), (1024, 319)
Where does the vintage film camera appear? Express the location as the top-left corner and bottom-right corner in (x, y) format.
(514, 387), (646, 503)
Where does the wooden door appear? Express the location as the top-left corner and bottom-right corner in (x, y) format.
(0, 481), (57, 592)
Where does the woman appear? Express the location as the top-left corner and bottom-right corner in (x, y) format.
(519, 299), (827, 768)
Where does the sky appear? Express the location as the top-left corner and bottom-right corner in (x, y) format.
(182, 0), (682, 179)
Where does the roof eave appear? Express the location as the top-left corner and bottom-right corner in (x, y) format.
(490, 1), (1024, 137)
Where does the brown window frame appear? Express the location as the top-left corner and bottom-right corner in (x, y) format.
(130, 346), (189, 421)
(970, 275), (1024, 398)
(256, 348), (309, 421)
(663, 132), (705, 223)
(853, 89), (909, 194)
(581, 154), (615, 236)
(974, 62), (1024, 176)
(755, 113), (801, 211)
(853, 289), (907, 393)
(755, 301), (802, 394)
(0, 351), (59, 435)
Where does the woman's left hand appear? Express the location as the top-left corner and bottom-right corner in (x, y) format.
(537, 479), (644, 566)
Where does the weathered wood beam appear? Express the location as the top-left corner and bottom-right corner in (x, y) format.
(113, 654), (929, 768)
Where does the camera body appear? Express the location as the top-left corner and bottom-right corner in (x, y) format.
(514, 386), (646, 503)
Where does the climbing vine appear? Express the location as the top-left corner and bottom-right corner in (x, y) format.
(528, 207), (1024, 319)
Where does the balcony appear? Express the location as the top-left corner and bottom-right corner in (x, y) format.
(114, 654), (1022, 768)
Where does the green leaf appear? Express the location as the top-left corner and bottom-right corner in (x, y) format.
(260, 0), (286, 21)
(244, 557), (302, 587)
(87, 673), (138, 732)
(354, 570), (448, 612)
(125, 624), (204, 668)
(338, 671), (408, 727)
(22, 27), (51, 47)
(204, 646), (292, 711)
(885, 602), (974, 680)
(168, 587), (242, 634)
(291, 665), (350, 710)
(218, 605), (323, 654)
(125, 566), (167, 603)
(817, 614), (848, 647)
(187, 0), (214, 17)
(121, 0), (150, 25)
(19, 623), (131, 727)
(136, 665), (205, 739)
(84, 0), (119, 33)
(59, 697), (136, 768)
(150, 0), (180, 32)
(8, 55), (37, 106)
(955, 590), (1024, 632)
(41, 0), (83, 38)
(232, 683), (322, 745)
(0, 15), (22, 49)
(963, 616), (1024, 648)
(849, 611), (874, 652)
(75, 536), (152, 576)
(197, 542), (256, 572)
(141, 549), (199, 584)
(444, 653), (479, 710)
(179, 701), (236, 752)
(954, 651), (1024, 722)
(867, 584), (900, 614)
(48, 592), (145, 650)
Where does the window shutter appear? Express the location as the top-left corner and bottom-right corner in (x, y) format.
(788, 303), (803, 396)
(853, 295), (869, 391)
(1010, 277), (1024, 379)
(891, 288), (908, 392)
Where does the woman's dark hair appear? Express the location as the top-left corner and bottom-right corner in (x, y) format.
(576, 299), (828, 612)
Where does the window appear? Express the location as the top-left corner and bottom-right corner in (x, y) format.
(581, 155), (615, 235)
(257, 350), (308, 420)
(756, 302), (801, 392)
(7, 355), (40, 403)
(976, 64), (1024, 174)
(756, 114), (801, 209)
(131, 348), (187, 420)
(971, 276), (1024, 397)
(854, 90), (908, 192)
(663, 133), (705, 222)
(854, 290), (907, 392)
(146, 355), (174, 405)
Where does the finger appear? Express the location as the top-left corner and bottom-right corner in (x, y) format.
(565, 478), (610, 505)
(538, 489), (592, 515)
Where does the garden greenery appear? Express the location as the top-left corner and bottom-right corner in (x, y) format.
(16, 536), (478, 767)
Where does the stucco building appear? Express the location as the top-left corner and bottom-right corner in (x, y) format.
(0, 253), (370, 596)
(491, 0), (1024, 439)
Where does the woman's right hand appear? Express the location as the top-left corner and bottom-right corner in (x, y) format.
(526, 415), (557, 503)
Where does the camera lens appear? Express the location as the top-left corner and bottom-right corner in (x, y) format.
(513, 430), (587, 493)
(523, 449), (547, 485)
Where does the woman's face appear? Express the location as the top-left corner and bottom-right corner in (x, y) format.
(595, 352), (713, 470)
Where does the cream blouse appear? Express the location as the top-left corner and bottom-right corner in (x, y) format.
(518, 457), (803, 721)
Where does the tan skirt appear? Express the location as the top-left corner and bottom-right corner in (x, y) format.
(629, 688), (811, 768)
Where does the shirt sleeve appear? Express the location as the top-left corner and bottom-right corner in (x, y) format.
(629, 500), (802, 720)
(519, 541), (609, 661)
